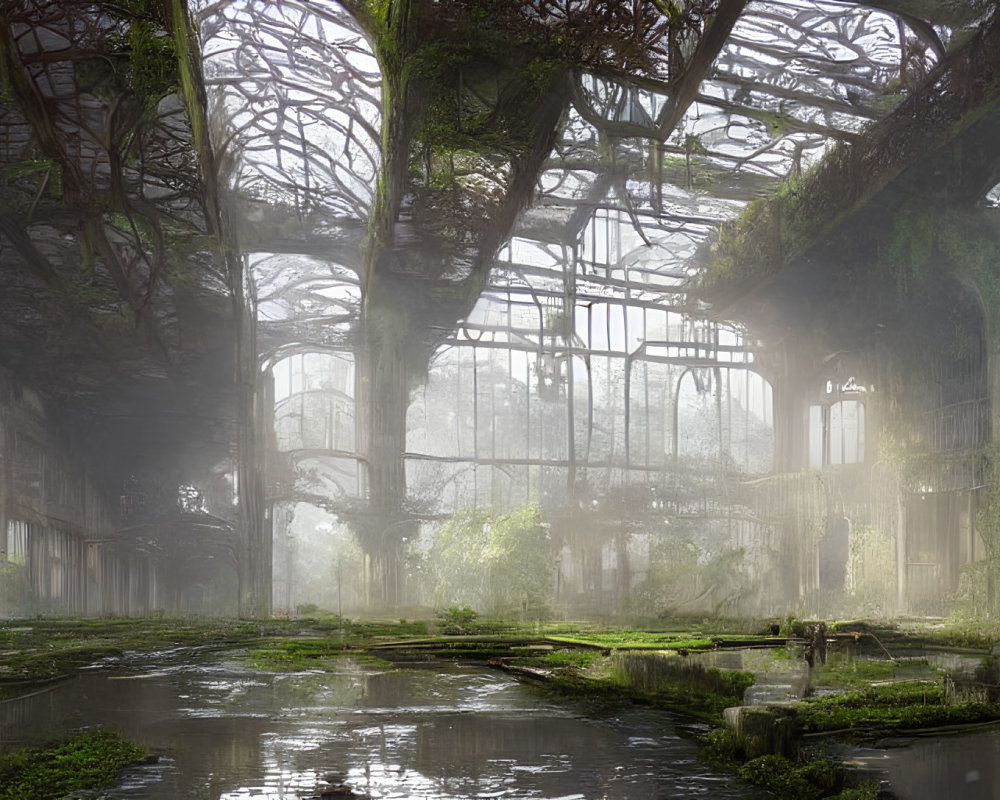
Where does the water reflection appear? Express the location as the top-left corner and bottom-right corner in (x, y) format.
(845, 730), (1000, 800)
(1, 657), (766, 799)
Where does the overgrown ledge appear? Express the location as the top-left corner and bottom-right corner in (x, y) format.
(691, 10), (1000, 309)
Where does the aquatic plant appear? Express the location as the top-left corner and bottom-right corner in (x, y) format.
(0, 728), (144, 800)
(738, 754), (844, 800)
(245, 638), (348, 671)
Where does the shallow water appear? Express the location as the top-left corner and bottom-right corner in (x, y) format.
(0, 652), (767, 799)
(842, 729), (1000, 800)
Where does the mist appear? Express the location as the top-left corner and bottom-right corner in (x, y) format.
(0, 0), (997, 635)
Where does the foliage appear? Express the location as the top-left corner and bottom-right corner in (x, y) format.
(737, 754), (844, 800)
(245, 637), (347, 671)
(0, 728), (144, 800)
(103, 3), (179, 111)
(937, 214), (1000, 348)
(950, 444), (1000, 622)
(436, 605), (479, 634)
(0, 156), (63, 209)
(812, 658), (933, 690)
(534, 648), (600, 669)
(698, 727), (739, 765)
(123, 22), (178, 108)
(628, 536), (698, 614)
(430, 504), (554, 617)
(884, 203), (935, 294)
(844, 525), (896, 617)
(794, 679), (1000, 733)
(43, 272), (121, 311)
(702, 718), (879, 799)
(829, 783), (881, 800)
(628, 535), (751, 617)
(548, 630), (715, 650)
(700, 196), (783, 294)
(779, 613), (807, 637)
(0, 559), (35, 617)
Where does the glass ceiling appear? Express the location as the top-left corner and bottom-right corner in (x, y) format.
(188, 0), (947, 518)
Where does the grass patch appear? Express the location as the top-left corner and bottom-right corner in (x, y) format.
(533, 649), (600, 669)
(0, 728), (144, 800)
(546, 632), (717, 651)
(812, 658), (933, 689)
(797, 680), (1000, 733)
(245, 638), (347, 671)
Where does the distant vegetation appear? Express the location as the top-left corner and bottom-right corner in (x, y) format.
(429, 504), (553, 618)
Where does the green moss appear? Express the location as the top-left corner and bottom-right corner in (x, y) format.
(245, 638), (347, 671)
(122, 21), (178, 108)
(170, 0), (209, 158)
(545, 629), (759, 651)
(794, 679), (1000, 734)
(347, 618), (432, 638)
(533, 648), (600, 669)
(701, 197), (783, 293)
(830, 783), (881, 800)
(540, 669), (743, 722)
(738, 754), (844, 800)
(0, 618), (263, 698)
(880, 202), (936, 294)
(701, 720), (880, 799)
(699, 727), (740, 765)
(3, 158), (53, 181)
(0, 728), (144, 800)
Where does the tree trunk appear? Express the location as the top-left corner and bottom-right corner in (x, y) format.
(234, 255), (272, 618)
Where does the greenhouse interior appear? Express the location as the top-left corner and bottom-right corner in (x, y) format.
(1, 1), (1000, 798)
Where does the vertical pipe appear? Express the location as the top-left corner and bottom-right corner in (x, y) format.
(643, 310), (650, 470)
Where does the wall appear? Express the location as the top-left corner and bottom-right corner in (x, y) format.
(0, 366), (162, 616)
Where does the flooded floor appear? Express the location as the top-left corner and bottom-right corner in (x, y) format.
(0, 650), (767, 799)
(843, 730), (1000, 800)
